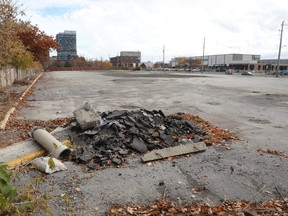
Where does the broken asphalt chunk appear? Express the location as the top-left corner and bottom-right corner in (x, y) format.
(130, 137), (148, 153)
(103, 110), (127, 120)
(112, 158), (122, 165)
(119, 149), (129, 155)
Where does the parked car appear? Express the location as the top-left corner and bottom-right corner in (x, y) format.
(241, 71), (254, 76)
(191, 68), (200, 72)
(225, 69), (234, 75)
(279, 70), (288, 76)
(216, 68), (226, 72)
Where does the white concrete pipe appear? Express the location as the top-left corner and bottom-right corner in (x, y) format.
(32, 127), (71, 160)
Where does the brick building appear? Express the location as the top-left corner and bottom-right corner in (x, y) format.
(110, 51), (141, 68)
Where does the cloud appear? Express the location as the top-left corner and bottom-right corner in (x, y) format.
(18, 0), (288, 61)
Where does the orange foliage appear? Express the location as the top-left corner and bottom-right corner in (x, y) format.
(16, 21), (58, 67)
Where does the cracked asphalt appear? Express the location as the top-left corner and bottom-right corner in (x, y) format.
(16, 70), (288, 215)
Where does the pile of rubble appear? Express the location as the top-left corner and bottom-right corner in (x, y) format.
(71, 103), (207, 169)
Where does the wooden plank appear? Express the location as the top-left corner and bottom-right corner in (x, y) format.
(141, 142), (208, 163)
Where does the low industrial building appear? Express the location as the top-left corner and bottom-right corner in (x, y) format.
(171, 54), (288, 73)
(258, 59), (288, 73)
(201, 54), (260, 71)
(110, 51), (141, 68)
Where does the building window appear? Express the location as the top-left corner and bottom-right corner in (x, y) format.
(233, 54), (243, 61)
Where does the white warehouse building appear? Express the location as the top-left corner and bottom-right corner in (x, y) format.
(192, 53), (261, 70)
(171, 54), (260, 70)
(171, 53), (288, 72)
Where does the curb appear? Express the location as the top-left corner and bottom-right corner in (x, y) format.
(3, 139), (71, 169)
(7, 150), (46, 168)
(0, 71), (44, 130)
(0, 72), (73, 169)
(1, 127), (72, 169)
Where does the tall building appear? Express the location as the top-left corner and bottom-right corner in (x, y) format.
(56, 30), (77, 61)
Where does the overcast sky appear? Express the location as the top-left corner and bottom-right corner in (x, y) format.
(18, 0), (288, 62)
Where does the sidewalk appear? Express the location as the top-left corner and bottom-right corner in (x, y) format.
(0, 72), (71, 168)
(0, 127), (71, 168)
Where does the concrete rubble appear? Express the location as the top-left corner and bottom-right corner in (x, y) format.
(72, 105), (208, 169)
(73, 102), (101, 130)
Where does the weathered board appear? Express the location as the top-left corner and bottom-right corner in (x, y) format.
(141, 142), (208, 162)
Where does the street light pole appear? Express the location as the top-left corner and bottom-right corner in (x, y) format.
(276, 21), (284, 77)
(201, 37), (205, 73)
(163, 45), (165, 70)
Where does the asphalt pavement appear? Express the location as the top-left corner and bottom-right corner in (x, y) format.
(9, 70), (288, 215)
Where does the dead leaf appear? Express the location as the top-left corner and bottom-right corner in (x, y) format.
(48, 156), (55, 169)
(168, 207), (177, 213)
(127, 206), (134, 214)
(265, 190), (272, 195)
(146, 162), (153, 167)
(110, 207), (117, 213)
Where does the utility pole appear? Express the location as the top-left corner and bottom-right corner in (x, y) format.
(117, 52), (119, 69)
(163, 45), (165, 70)
(276, 21), (284, 77)
(201, 37), (205, 73)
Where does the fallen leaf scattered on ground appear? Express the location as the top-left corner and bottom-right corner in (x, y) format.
(257, 148), (288, 158)
(0, 74), (75, 148)
(0, 75), (39, 121)
(0, 91), (21, 120)
(0, 116), (74, 148)
(175, 113), (239, 145)
(107, 199), (288, 215)
(5, 116), (74, 132)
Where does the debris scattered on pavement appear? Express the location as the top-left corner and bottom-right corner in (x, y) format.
(141, 142), (207, 162)
(0, 117), (73, 148)
(32, 127), (72, 159)
(257, 148), (288, 158)
(72, 109), (207, 168)
(175, 113), (239, 145)
(30, 156), (67, 174)
(107, 198), (288, 215)
(71, 108), (238, 169)
(73, 102), (101, 130)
